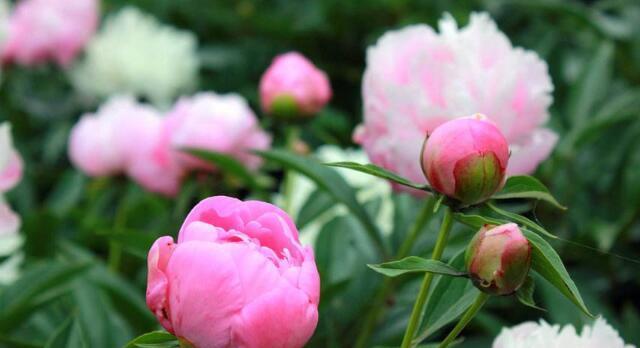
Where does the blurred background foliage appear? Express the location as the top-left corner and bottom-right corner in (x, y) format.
(1, 0), (640, 347)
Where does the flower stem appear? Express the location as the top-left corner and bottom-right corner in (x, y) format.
(282, 126), (301, 214)
(354, 197), (437, 348)
(400, 206), (453, 348)
(108, 197), (128, 273)
(437, 292), (489, 348)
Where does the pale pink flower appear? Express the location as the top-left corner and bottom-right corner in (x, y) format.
(356, 12), (556, 192)
(0, 123), (22, 238)
(0, 199), (19, 237)
(421, 114), (509, 205)
(166, 92), (271, 171)
(146, 196), (320, 348)
(260, 52), (331, 117)
(68, 96), (183, 196)
(2, 0), (98, 66)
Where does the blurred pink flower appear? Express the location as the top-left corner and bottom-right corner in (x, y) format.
(0, 123), (23, 193)
(422, 114), (509, 205)
(260, 52), (331, 117)
(166, 92), (271, 171)
(0, 200), (20, 237)
(356, 12), (556, 192)
(0, 123), (22, 237)
(68, 96), (183, 196)
(146, 196), (320, 348)
(2, 0), (98, 66)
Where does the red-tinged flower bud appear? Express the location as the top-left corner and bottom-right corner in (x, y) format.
(421, 114), (509, 205)
(465, 223), (532, 295)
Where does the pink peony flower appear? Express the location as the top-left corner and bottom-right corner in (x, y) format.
(421, 114), (509, 205)
(2, 0), (98, 66)
(356, 12), (556, 193)
(146, 196), (320, 348)
(0, 123), (23, 193)
(465, 223), (531, 295)
(259, 52), (331, 117)
(0, 123), (22, 238)
(68, 96), (183, 196)
(166, 92), (272, 171)
(117, 106), (184, 197)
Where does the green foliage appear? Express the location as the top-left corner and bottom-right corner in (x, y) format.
(2, 0), (640, 347)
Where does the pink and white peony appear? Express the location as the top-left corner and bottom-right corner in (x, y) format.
(2, 0), (98, 66)
(146, 196), (320, 348)
(356, 12), (556, 192)
(493, 318), (635, 348)
(166, 92), (271, 171)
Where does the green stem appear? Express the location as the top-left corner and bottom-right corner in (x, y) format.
(400, 206), (453, 348)
(107, 198), (128, 273)
(437, 292), (489, 348)
(354, 197), (437, 348)
(282, 126), (300, 214)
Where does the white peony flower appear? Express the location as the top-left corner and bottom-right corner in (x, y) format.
(275, 145), (393, 246)
(493, 318), (635, 348)
(71, 7), (199, 107)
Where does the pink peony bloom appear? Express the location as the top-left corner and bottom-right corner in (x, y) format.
(68, 96), (183, 196)
(421, 114), (509, 205)
(117, 107), (184, 197)
(68, 96), (142, 177)
(259, 52), (331, 117)
(166, 92), (271, 171)
(356, 12), (556, 193)
(0, 199), (20, 237)
(465, 223), (531, 295)
(0, 123), (23, 193)
(146, 196), (320, 348)
(2, 0), (98, 66)
(0, 123), (23, 237)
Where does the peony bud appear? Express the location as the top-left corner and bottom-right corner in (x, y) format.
(146, 196), (320, 348)
(465, 223), (531, 295)
(259, 52), (331, 119)
(421, 114), (509, 205)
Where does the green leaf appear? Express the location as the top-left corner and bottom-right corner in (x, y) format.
(255, 149), (388, 257)
(0, 262), (91, 331)
(296, 189), (334, 229)
(516, 276), (545, 311)
(485, 202), (557, 239)
(567, 40), (614, 125)
(44, 316), (76, 348)
(415, 251), (480, 343)
(123, 331), (179, 348)
(523, 230), (593, 318)
(325, 161), (431, 192)
(452, 212), (506, 230)
(493, 176), (565, 209)
(368, 257), (467, 278)
(182, 148), (271, 191)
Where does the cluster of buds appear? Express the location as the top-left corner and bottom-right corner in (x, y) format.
(422, 115), (531, 295)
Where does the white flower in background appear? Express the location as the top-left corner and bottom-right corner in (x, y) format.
(71, 6), (199, 107)
(0, 123), (24, 285)
(276, 145), (393, 246)
(493, 318), (635, 348)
